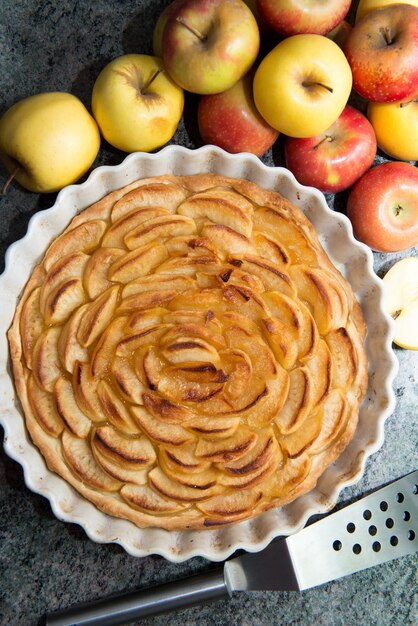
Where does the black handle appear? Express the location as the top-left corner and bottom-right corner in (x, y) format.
(45, 568), (229, 626)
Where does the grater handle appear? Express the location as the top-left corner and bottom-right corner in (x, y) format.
(286, 470), (418, 590)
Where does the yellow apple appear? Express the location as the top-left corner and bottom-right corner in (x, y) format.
(0, 92), (100, 194)
(92, 54), (184, 153)
(253, 34), (352, 138)
(382, 257), (418, 350)
(356, 0), (418, 22)
(368, 98), (418, 162)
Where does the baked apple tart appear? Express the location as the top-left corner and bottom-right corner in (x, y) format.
(9, 173), (368, 530)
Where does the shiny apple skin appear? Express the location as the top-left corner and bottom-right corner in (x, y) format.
(284, 105), (377, 193)
(367, 98), (418, 162)
(344, 4), (418, 103)
(347, 161), (418, 252)
(198, 74), (279, 156)
(162, 0), (260, 95)
(256, 0), (351, 36)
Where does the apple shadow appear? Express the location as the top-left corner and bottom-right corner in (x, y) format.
(122, 1), (167, 56)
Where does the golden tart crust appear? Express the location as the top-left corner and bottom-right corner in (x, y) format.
(9, 174), (368, 531)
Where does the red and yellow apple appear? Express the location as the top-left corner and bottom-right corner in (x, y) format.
(161, 0), (260, 95)
(0, 92), (100, 193)
(153, 0), (183, 58)
(253, 34), (352, 138)
(344, 4), (418, 103)
(356, 0), (418, 23)
(346, 161), (418, 252)
(256, 0), (351, 36)
(284, 105), (377, 193)
(367, 98), (418, 162)
(198, 73), (279, 156)
(91, 54), (184, 153)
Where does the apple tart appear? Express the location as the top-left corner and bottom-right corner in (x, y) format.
(9, 173), (368, 531)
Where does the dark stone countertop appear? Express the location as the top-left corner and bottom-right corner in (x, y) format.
(0, 2), (416, 625)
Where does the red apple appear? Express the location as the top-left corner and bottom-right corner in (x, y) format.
(284, 105), (377, 193)
(346, 162), (418, 252)
(256, 0), (351, 36)
(344, 4), (418, 103)
(198, 73), (279, 156)
(161, 0), (260, 95)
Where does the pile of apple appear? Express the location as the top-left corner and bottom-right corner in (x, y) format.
(0, 0), (417, 346)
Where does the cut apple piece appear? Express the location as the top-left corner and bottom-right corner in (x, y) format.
(32, 326), (62, 392)
(27, 375), (64, 437)
(54, 376), (91, 438)
(77, 285), (120, 348)
(61, 430), (122, 492)
(148, 467), (221, 502)
(92, 425), (156, 469)
(275, 367), (313, 434)
(121, 484), (188, 514)
(131, 404), (193, 446)
(43, 220), (107, 271)
(20, 286), (44, 369)
(382, 257), (418, 350)
(110, 182), (188, 222)
(197, 488), (263, 523)
(108, 243), (168, 283)
(97, 380), (139, 434)
(102, 206), (170, 248)
(83, 247), (125, 300)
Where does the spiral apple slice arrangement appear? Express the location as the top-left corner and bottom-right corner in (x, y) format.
(0, 0), (417, 344)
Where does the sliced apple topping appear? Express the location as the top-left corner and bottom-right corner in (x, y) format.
(122, 274), (193, 298)
(39, 251), (90, 313)
(325, 326), (357, 391)
(97, 380), (139, 434)
(72, 361), (108, 424)
(32, 326), (62, 392)
(200, 223), (255, 255)
(229, 255), (296, 297)
(143, 390), (194, 424)
(54, 376), (91, 438)
(195, 428), (258, 463)
(57, 304), (89, 373)
(280, 410), (322, 458)
(110, 182), (188, 222)
(121, 484), (188, 514)
(62, 430), (122, 492)
(253, 207), (318, 265)
(186, 414), (241, 440)
(275, 366), (313, 434)
(108, 243), (168, 283)
(27, 375), (64, 437)
(20, 286), (44, 369)
(124, 215), (196, 250)
(149, 467), (221, 502)
(177, 188), (253, 238)
(112, 356), (146, 404)
(116, 325), (169, 357)
(309, 390), (349, 455)
(131, 404), (193, 446)
(43, 278), (87, 325)
(44, 220), (107, 272)
(83, 247), (125, 299)
(77, 285), (120, 348)
(305, 339), (332, 408)
(263, 452), (311, 500)
(160, 443), (212, 475)
(90, 317), (126, 378)
(92, 425), (156, 469)
(102, 206), (170, 248)
(253, 232), (290, 267)
(197, 489), (263, 523)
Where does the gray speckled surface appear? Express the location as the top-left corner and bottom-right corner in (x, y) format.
(0, 2), (417, 625)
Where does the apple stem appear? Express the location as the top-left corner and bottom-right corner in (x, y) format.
(313, 135), (333, 150)
(1, 164), (20, 195)
(392, 309), (401, 320)
(302, 81), (333, 94)
(140, 69), (163, 94)
(380, 26), (393, 45)
(176, 16), (206, 41)
(400, 99), (418, 108)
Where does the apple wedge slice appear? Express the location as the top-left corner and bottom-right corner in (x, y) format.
(383, 257), (418, 350)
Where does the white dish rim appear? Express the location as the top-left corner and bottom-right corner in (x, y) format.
(0, 145), (398, 562)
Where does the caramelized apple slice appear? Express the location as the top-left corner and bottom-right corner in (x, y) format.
(263, 452), (311, 499)
(97, 380), (139, 434)
(200, 223), (255, 255)
(305, 339), (332, 408)
(121, 484), (187, 514)
(61, 430), (121, 492)
(92, 425), (156, 469)
(125, 215), (196, 250)
(77, 285), (120, 348)
(20, 287), (44, 369)
(197, 488), (263, 523)
(54, 376), (91, 438)
(44, 220), (107, 271)
(122, 274), (193, 298)
(57, 304), (89, 374)
(27, 375), (64, 437)
(110, 182), (188, 222)
(275, 366), (313, 434)
(32, 326), (62, 392)
(111, 356), (146, 405)
(253, 232), (290, 267)
(149, 467), (221, 502)
(195, 428), (258, 463)
(93, 444), (148, 486)
(131, 405), (193, 446)
(309, 390), (349, 455)
(108, 243), (168, 283)
(83, 247), (125, 299)
(40, 252), (89, 313)
(229, 255), (296, 297)
(325, 326), (357, 391)
(102, 206), (170, 248)
(142, 391), (194, 424)
(186, 414), (241, 440)
(72, 361), (108, 424)
(43, 278), (87, 325)
(280, 410), (322, 458)
(90, 317), (126, 378)
(160, 443), (212, 475)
